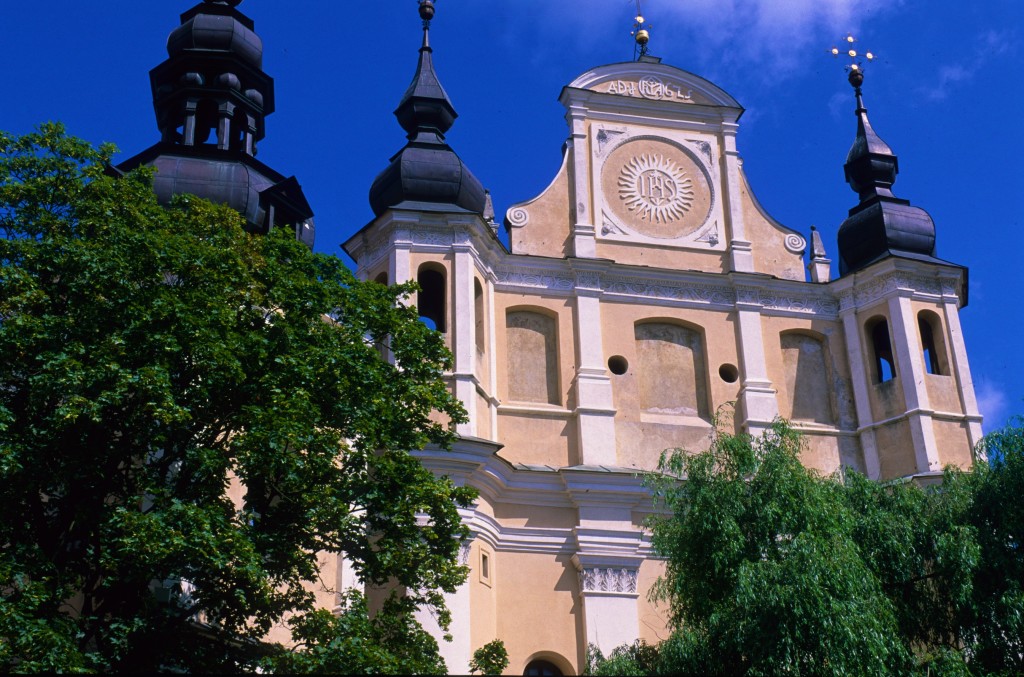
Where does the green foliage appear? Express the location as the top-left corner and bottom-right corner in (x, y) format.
(0, 124), (473, 673)
(265, 591), (446, 675)
(469, 638), (509, 675)
(959, 419), (1024, 673)
(651, 421), (910, 675)
(645, 417), (1024, 676)
(586, 640), (659, 676)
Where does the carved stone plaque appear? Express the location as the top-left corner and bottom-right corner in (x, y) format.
(601, 138), (712, 240)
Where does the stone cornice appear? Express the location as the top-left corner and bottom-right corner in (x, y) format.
(349, 219), (964, 320)
(831, 257), (967, 310)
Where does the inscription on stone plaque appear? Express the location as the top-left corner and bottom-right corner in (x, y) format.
(603, 76), (694, 102)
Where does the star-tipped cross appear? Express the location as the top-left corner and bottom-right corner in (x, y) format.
(830, 34), (876, 73)
(631, 0), (651, 59)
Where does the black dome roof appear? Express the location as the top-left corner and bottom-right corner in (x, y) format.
(837, 73), (940, 276)
(167, 2), (262, 70)
(368, 17), (486, 217)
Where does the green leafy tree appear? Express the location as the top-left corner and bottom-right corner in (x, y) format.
(0, 124), (473, 673)
(647, 418), (1024, 676)
(468, 638), (509, 675)
(586, 640), (659, 676)
(650, 421), (912, 675)
(265, 591), (447, 675)
(842, 467), (978, 664)
(957, 419), (1024, 673)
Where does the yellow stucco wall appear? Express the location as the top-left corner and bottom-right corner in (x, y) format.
(493, 551), (583, 675)
(508, 151), (573, 258)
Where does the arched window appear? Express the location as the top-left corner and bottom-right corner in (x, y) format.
(780, 332), (836, 424)
(373, 271), (388, 285)
(866, 317), (895, 384)
(525, 660), (564, 676)
(506, 310), (559, 405)
(474, 278), (485, 353)
(918, 310), (946, 376)
(416, 264), (446, 333)
(193, 99), (218, 146)
(635, 322), (710, 420)
(230, 109), (249, 152)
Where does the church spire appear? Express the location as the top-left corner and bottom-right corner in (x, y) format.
(368, 0), (486, 217)
(843, 67), (898, 202)
(835, 62), (939, 276)
(394, 1), (458, 140)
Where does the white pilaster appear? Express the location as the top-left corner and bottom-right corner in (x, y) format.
(415, 539), (473, 675)
(733, 286), (778, 436)
(566, 106), (597, 259)
(572, 267), (616, 466)
(571, 515), (643, 657)
(887, 294), (941, 473)
(575, 569), (641, 656)
(838, 291), (882, 479)
(452, 243), (476, 437)
(332, 552), (360, 615)
(487, 276), (499, 441)
(721, 122), (754, 274)
(939, 278), (984, 447)
(389, 229), (412, 285)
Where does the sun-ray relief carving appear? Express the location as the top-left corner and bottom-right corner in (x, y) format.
(618, 153), (694, 223)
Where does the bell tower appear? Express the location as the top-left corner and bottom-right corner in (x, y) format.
(831, 61), (983, 479)
(118, 0), (315, 247)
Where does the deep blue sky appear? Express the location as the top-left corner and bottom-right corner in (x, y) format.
(2, 0), (1021, 430)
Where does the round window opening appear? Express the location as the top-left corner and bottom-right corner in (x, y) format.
(719, 363), (739, 383)
(608, 355), (629, 375)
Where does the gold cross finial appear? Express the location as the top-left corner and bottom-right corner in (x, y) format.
(631, 0), (651, 60)
(830, 34), (876, 73)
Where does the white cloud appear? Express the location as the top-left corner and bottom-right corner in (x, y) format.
(828, 90), (848, 120)
(520, 0), (898, 77)
(921, 29), (1018, 101)
(976, 380), (1009, 432)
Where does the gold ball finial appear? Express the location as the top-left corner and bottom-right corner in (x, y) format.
(631, 1), (652, 59)
(419, 0), (435, 22)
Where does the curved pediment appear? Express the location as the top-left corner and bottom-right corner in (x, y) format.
(568, 61), (742, 111)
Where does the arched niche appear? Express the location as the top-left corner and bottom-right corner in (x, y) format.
(505, 308), (560, 405)
(780, 331), (836, 425)
(474, 278), (485, 354)
(634, 321), (710, 421)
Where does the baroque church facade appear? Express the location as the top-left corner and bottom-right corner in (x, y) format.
(126, 2), (983, 674)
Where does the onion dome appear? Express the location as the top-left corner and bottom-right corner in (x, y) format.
(369, 0), (487, 217)
(837, 69), (938, 275)
(167, 0), (263, 70)
(151, 0), (273, 148)
(117, 0), (314, 248)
